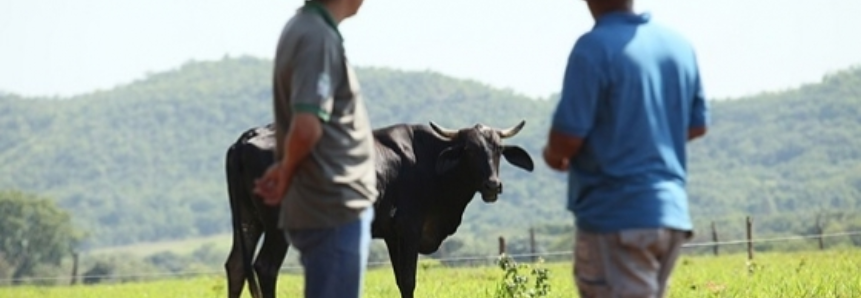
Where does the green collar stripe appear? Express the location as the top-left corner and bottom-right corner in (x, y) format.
(303, 1), (342, 40)
(293, 103), (331, 122)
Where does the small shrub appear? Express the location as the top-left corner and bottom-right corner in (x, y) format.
(494, 253), (551, 298)
(82, 261), (115, 285)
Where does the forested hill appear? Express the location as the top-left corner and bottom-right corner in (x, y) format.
(1, 56), (859, 249)
(687, 68), (861, 217)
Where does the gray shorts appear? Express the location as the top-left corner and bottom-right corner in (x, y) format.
(573, 228), (692, 298)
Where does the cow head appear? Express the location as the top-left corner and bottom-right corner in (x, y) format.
(430, 120), (534, 203)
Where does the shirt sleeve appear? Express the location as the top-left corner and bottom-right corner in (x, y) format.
(289, 33), (338, 122)
(689, 64), (709, 128)
(551, 43), (604, 138)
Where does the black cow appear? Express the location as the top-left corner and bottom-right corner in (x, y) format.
(224, 120), (534, 298)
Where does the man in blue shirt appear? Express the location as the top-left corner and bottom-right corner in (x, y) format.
(542, 0), (709, 297)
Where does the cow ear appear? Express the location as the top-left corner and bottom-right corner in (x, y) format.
(436, 145), (463, 174)
(502, 146), (534, 172)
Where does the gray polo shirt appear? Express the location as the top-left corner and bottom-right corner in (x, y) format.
(272, 2), (378, 230)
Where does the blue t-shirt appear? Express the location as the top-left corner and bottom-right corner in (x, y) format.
(551, 11), (709, 233)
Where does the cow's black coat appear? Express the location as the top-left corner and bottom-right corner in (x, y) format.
(224, 121), (534, 298)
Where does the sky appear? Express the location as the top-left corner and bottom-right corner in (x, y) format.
(1, 0), (860, 100)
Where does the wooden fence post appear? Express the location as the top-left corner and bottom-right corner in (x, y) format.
(70, 251), (79, 286)
(746, 216), (754, 262)
(711, 221), (719, 256)
(529, 227), (536, 262)
(498, 236), (506, 255)
(816, 214), (825, 250)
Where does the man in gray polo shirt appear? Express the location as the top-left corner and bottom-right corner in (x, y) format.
(254, 0), (377, 297)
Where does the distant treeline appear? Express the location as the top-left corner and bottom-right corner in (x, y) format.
(0, 56), (859, 253)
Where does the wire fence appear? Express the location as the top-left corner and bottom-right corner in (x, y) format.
(2, 230), (860, 284)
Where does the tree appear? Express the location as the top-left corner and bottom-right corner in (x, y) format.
(0, 190), (84, 284)
(82, 261), (114, 285)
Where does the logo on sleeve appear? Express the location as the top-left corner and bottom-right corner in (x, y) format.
(317, 72), (331, 98)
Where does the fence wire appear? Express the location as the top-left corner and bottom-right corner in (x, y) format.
(2, 230), (860, 283)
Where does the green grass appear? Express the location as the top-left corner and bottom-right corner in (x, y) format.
(3, 249), (860, 298)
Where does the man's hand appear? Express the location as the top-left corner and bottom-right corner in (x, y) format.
(542, 129), (584, 172)
(254, 163), (293, 206)
(688, 127), (707, 141)
(543, 146), (570, 172)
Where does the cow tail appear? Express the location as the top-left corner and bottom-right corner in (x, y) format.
(226, 142), (259, 296)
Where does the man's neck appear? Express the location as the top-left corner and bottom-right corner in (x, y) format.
(589, 0), (634, 20)
(597, 8), (633, 17)
(321, 1), (349, 24)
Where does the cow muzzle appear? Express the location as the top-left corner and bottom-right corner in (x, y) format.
(480, 180), (503, 203)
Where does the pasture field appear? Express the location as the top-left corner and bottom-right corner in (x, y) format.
(2, 249), (860, 298)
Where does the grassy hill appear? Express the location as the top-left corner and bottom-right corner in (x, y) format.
(1, 56), (860, 251)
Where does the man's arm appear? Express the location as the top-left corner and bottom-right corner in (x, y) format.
(254, 33), (335, 204)
(276, 114), (323, 178)
(688, 60), (709, 142)
(543, 42), (603, 171)
(276, 32), (336, 176)
(255, 114), (324, 205)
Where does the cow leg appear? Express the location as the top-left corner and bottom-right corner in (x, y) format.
(225, 222), (264, 298)
(384, 237), (402, 285)
(386, 236), (419, 298)
(253, 230), (289, 298)
(225, 228), (245, 298)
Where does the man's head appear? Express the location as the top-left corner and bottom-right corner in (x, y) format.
(311, 0), (365, 22)
(430, 121), (535, 203)
(584, 0), (634, 20)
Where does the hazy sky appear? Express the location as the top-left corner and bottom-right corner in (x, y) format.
(2, 0), (859, 100)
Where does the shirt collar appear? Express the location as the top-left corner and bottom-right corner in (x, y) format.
(596, 11), (651, 27)
(302, 1), (343, 41)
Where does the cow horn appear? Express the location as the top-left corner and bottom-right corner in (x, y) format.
(429, 121), (459, 139)
(497, 120), (526, 139)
